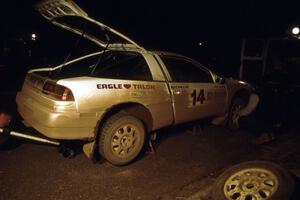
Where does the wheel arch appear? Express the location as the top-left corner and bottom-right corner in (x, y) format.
(95, 102), (153, 139)
(227, 89), (253, 130)
(230, 89), (251, 106)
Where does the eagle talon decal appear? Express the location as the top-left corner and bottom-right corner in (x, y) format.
(97, 84), (154, 90)
(97, 84), (122, 89)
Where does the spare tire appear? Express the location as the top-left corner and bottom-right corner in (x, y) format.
(212, 161), (294, 200)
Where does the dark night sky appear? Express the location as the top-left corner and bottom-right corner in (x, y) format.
(1, 0), (300, 76)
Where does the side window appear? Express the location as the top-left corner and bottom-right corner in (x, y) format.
(161, 56), (213, 83)
(94, 52), (153, 81)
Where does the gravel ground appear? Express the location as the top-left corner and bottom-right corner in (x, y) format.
(0, 113), (299, 200)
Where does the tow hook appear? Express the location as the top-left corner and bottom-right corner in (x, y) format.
(0, 127), (75, 158)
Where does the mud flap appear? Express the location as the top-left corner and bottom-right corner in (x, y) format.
(82, 140), (96, 159)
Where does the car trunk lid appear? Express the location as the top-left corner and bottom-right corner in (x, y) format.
(35, 0), (144, 50)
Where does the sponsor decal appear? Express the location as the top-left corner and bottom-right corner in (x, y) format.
(97, 83), (155, 90)
(123, 84), (132, 89)
(207, 91), (226, 100)
(171, 85), (189, 89)
(97, 84), (123, 89)
(132, 84), (155, 90)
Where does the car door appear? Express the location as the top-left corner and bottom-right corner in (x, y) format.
(159, 55), (227, 124)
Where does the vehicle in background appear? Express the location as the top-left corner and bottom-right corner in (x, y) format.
(240, 38), (300, 130)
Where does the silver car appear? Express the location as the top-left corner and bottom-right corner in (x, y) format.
(16, 0), (255, 165)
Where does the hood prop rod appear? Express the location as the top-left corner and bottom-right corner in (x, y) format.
(0, 127), (75, 158)
(91, 27), (111, 75)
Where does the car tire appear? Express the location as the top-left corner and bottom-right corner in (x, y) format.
(212, 160), (294, 200)
(228, 97), (245, 130)
(98, 113), (146, 166)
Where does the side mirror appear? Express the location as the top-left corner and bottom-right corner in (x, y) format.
(216, 76), (225, 84)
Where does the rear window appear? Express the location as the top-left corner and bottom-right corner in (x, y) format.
(48, 51), (152, 81)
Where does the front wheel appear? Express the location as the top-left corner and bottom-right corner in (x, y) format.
(228, 98), (245, 130)
(98, 113), (146, 166)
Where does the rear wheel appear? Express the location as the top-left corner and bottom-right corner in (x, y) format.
(228, 98), (246, 130)
(98, 113), (146, 166)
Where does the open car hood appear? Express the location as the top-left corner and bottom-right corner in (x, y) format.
(35, 0), (143, 49)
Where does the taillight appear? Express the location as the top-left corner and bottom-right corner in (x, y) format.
(42, 82), (74, 101)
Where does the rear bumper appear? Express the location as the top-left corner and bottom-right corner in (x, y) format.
(16, 91), (103, 140)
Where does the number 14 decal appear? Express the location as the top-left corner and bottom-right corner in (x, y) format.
(191, 89), (206, 106)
